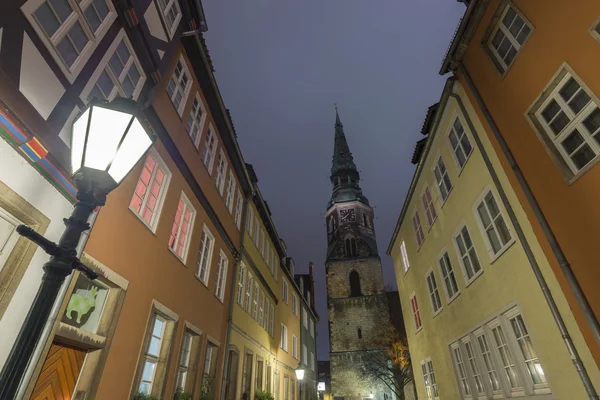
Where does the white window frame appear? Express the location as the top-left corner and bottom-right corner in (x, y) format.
(412, 211), (425, 248)
(234, 189), (244, 230)
(310, 352), (315, 371)
(269, 303), (275, 336)
(422, 186), (437, 228)
(447, 115), (474, 171)
(245, 272), (253, 314)
(129, 148), (171, 233)
(302, 307), (308, 330)
(186, 93), (207, 148)
(400, 240), (410, 274)
(420, 358), (439, 400)
(176, 330), (194, 392)
(528, 68), (600, 178)
(302, 344), (308, 365)
(310, 319), (315, 338)
(590, 16), (600, 42)
(264, 299), (270, 331)
(473, 186), (514, 261)
(282, 279), (289, 303)
(225, 171), (236, 213)
(259, 290), (265, 326)
(166, 56), (192, 116)
(214, 250), (228, 302)
(22, 0), (117, 83)
(437, 249), (460, 303)
(214, 150), (228, 196)
(486, 2), (533, 75)
(201, 124), (219, 174)
(237, 263), (246, 306)
(155, 0), (182, 39)
(280, 323), (288, 351)
(168, 192), (196, 263)
(80, 29), (146, 102)
(425, 268), (442, 317)
(254, 217), (260, 247)
(454, 222), (483, 286)
(292, 335), (298, 359)
(253, 281), (259, 320)
(292, 293), (298, 316)
(139, 313), (169, 395)
(195, 224), (215, 285)
(451, 342), (472, 398)
(433, 155), (453, 203)
(409, 292), (422, 332)
(246, 207), (254, 238)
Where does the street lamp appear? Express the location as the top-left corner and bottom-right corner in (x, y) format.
(369, 392), (374, 398)
(0, 98), (154, 399)
(296, 364), (305, 400)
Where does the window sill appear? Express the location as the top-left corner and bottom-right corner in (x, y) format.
(168, 246), (188, 266)
(214, 293), (224, 303)
(432, 308), (443, 319)
(463, 269), (484, 288)
(194, 273), (209, 288)
(566, 155), (600, 185)
(414, 326), (423, 335)
(488, 239), (516, 265)
(427, 218), (437, 232)
(129, 207), (159, 236)
(455, 150), (473, 177)
(446, 292), (460, 306)
(439, 187), (453, 209)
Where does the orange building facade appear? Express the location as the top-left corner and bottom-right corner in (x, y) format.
(442, 0), (600, 365)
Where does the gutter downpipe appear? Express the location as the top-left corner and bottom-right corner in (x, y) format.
(459, 63), (600, 349)
(220, 197), (249, 400)
(450, 79), (598, 399)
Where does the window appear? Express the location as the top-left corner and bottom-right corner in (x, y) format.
(201, 126), (218, 174)
(421, 359), (439, 400)
(452, 345), (471, 396)
(292, 335), (298, 359)
(234, 190), (244, 230)
(259, 290), (265, 326)
(253, 282), (259, 320)
(433, 156), (452, 202)
(530, 71), (600, 175)
(450, 307), (549, 398)
(214, 251), (228, 301)
(476, 190), (513, 256)
(292, 293), (298, 316)
(245, 273), (253, 313)
(344, 237), (357, 257)
(284, 375), (289, 400)
(303, 307), (308, 330)
(310, 319), (315, 338)
(176, 331), (195, 392)
(214, 150), (228, 196)
(130, 150), (170, 232)
(438, 251), (459, 301)
(86, 32), (145, 102)
(256, 359), (264, 390)
(237, 263), (246, 306)
(264, 299), (270, 330)
(302, 344), (308, 365)
(203, 342), (219, 395)
(225, 172), (236, 213)
(592, 17), (600, 42)
(167, 57), (191, 116)
(266, 365), (272, 394)
(410, 293), (422, 331)
(412, 211), (425, 248)
(349, 270), (361, 297)
(448, 117), (473, 169)
(487, 3), (532, 74)
(426, 270), (442, 315)
(156, 0), (182, 38)
(260, 229), (266, 258)
(310, 352), (315, 371)
(169, 193), (196, 262)
(400, 241), (410, 273)
(455, 224), (482, 283)
(422, 187), (437, 228)
(274, 372), (280, 400)
(247, 207), (254, 238)
(138, 312), (175, 396)
(280, 324), (288, 351)
(24, 0), (116, 81)
(282, 279), (289, 303)
(196, 225), (215, 285)
(357, 327), (362, 339)
(242, 352), (253, 396)
(186, 94), (206, 148)
(269, 303), (275, 336)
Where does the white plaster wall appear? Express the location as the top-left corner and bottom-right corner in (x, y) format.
(144, 2), (168, 42)
(0, 138), (74, 367)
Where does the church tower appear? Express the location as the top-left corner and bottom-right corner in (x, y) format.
(325, 110), (395, 400)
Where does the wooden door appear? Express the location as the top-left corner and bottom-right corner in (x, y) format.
(31, 341), (87, 400)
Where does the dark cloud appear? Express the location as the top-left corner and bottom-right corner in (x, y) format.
(203, 0), (464, 360)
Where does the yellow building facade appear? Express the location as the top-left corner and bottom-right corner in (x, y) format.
(387, 78), (600, 400)
(226, 182), (302, 400)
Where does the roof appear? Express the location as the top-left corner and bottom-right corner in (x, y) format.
(386, 77), (457, 255)
(411, 138), (428, 165)
(245, 163), (259, 184)
(421, 103), (439, 135)
(331, 109), (357, 177)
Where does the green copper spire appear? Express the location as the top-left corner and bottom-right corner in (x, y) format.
(328, 107), (369, 208)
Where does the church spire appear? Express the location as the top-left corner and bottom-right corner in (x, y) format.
(328, 107), (369, 208)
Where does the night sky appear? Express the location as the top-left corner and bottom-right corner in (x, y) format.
(202, 0), (465, 359)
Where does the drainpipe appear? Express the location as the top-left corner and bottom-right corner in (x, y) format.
(220, 197), (249, 400)
(449, 85), (598, 399)
(458, 65), (600, 348)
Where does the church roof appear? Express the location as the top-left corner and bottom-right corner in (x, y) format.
(331, 108), (357, 177)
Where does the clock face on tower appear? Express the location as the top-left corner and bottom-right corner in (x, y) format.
(340, 208), (356, 223)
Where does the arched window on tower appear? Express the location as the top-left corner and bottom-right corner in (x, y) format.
(345, 238), (358, 257)
(349, 270), (361, 297)
(357, 327), (362, 339)
(363, 213), (368, 228)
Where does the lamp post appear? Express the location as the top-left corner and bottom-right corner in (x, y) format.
(295, 364), (305, 400)
(0, 98), (154, 399)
